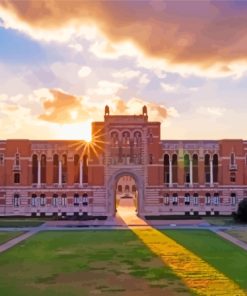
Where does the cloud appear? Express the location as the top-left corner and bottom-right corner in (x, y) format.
(78, 66), (92, 78)
(161, 83), (178, 93)
(1, 1), (247, 77)
(87, 80), (126, 97)
(196, 106), (226, 117)
(112, 69), (140, 80)
(37, 89), (97, 123)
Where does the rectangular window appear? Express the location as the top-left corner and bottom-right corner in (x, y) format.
(14, 173), (20, 184)
(172, 195), (178, 206)
(231, 193), (236, 206)
(206, 195), (211, 205)
(214, 194), (219, 205)
(61, 196), (67, 207)
(230, 172), (236, 183)
(53, 197), (58, 207)
(193, 195), (198, 205)
(31, 197), (36, 207)
(74, 195), (80, 206)
(14, 194), (20, 207)
(164, 195), (169, 205)
(40, 195), (46, 206)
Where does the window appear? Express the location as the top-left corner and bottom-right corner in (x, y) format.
(230, 172), (236, 183)
(132, 185), (136, 192)
(230, 153), (235, 165)
(149, 154), (153, 164)
(246, 154), (247, 166)
(82, 193), (88, 206)
(14, 173), (20, 184)
(231, 193), (237, 206)
(40, 194), (46, 206)
(61, 194), (67, 207)
(213, 193), (219, 206)
(205, 193), (211, 205)
(172, 193), (178, 205)
(74, 193), (80, 206)
(15, 153), (20, 166)
(164, 194), (169, 205)
(52, 194), (58, 207)
(0, 154), (4, 165)
(31, 194), (37, 207)
(193, 193), (199, 205)
(14, 194), (20, 207)
(117, 185), (122, 192)
(184, 193), (190, 205)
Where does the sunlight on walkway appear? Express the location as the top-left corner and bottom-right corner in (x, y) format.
(117, 200), (246, 296)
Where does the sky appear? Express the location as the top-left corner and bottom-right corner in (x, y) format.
(0, 0), (247, 141)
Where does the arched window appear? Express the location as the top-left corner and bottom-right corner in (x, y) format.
(41, 154), (46, 184)
(204, 154), (210, 183)
(193, 193), (199, 205)
(74, 154), (80, 183)
(172, 154), (178, 183)
(62, 154), (67, 184)
(184, 154), (190, 183)
(83, 155), (88, 183)
(117, 185), (122, 192)
(32, 154), (38, 183)
(31, 194), (37, 207)
(74, 193), (80, 206)
(205, 192), (211, 205)
(53, 154), (59, 183)
(132, 184), (136, 192)
(40, 194), (46, 206)
(164, 193), (169, 205)
(61, 193), (67, 207)
(172, 193), (178, 205)
(125, 185), (130, 192)
(213, 193), (219, 205)
(192, 154), (198, 183)
(164, 154), (169, 184)
(14, 173), (20, 184)
(52, 194), (58, 207)
(230, 193), (237, 205)
(14, 194), (20, 207)
(213, 154), (218, 183)
(184, 193), (190, 205)
(15, 153), (20, 166)
(82, 193), (88, 206)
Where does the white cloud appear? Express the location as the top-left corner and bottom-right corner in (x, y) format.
(197, 106), (226, 117)
(78, 66), (92, 78)
(139, 74), (150, 85)
(161, 82), (178, 93)
(68, 43), (83, 52)
(87, 80), (126, 97)
(112, 69), (140, 80)
(167, 107), (180, 118)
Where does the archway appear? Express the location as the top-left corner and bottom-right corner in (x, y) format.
(107, 169), (144, 217)
(116, 175), (138, 213)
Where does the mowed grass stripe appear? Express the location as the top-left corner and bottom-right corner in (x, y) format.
(131, 227), (246, 296)
(0, 231), (192, 296)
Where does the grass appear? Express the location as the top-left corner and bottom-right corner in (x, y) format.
(163, 229), (247, 290)
(0, 231), (23, 244)
(226, 229), (247, 244)
(0, 230), (192, 296)
(203, 216), (236, 226)
(0, 219), (44, 228)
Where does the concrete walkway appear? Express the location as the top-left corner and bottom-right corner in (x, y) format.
(212, 229), (247, 251)
(0, 227), (42, 253)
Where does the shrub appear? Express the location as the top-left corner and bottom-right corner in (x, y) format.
(235, 198), (247, 223)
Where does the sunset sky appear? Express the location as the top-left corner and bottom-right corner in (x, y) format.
(0, 0), (247, 141)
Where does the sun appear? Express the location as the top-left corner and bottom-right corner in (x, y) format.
(54, 121), (92, 141)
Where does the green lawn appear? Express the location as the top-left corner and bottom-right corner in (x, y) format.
(0, 230), (192, 296)
(203, 216), (236, 226)
(0, 219), (44, 228)
(226, 229), (247, 244)
(0, 231), (23, 244)
(163, 229), (247, 290)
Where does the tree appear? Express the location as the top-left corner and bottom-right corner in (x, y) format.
(235, 198), (247, 223)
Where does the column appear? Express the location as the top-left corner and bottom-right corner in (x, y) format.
(58, 160), (62, 187)
(189, 159), (193, 187)
(79, 159), (83, 187)
(210, 158), (213, 187)
(169, 160), (173, 187)
(37, 158), (41, 188)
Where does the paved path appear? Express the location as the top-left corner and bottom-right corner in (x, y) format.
(0, 226), (42, 253)
(212, 229), (247, 251)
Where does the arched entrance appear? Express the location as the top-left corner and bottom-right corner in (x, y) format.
(107, 169), (144, 217)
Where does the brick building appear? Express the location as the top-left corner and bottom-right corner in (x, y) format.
(0, 106), (247, 217)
